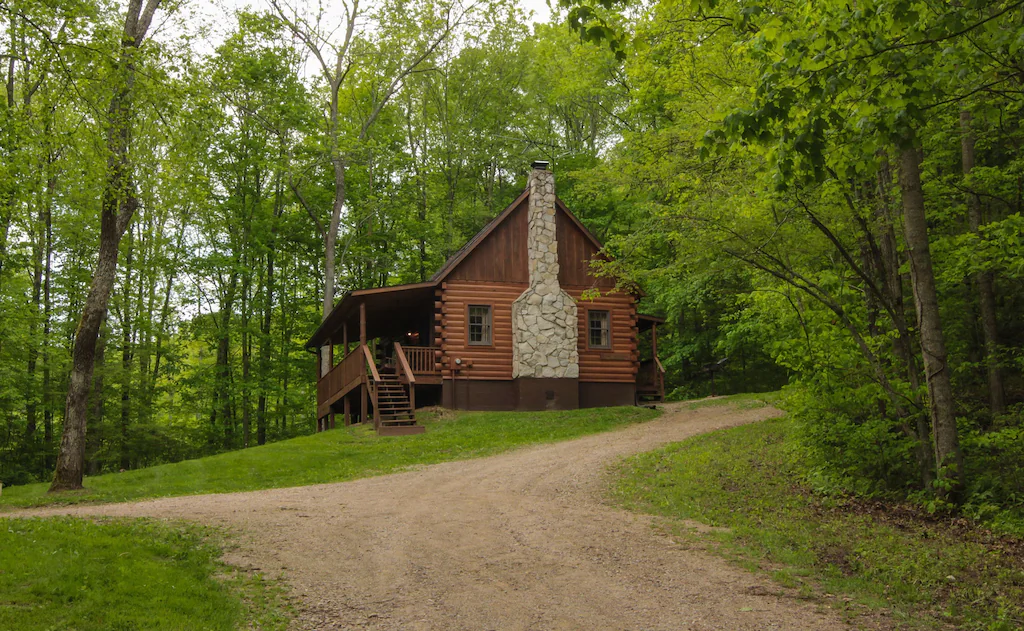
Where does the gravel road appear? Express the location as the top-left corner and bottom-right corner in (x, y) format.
(25, 402), (845, 630)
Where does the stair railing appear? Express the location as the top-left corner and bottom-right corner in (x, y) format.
(393, 342), (417, 412)
(655, 357), (666, 401)
(362, 344), (382, 427)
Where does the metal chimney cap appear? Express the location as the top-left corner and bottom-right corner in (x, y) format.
(531, 160), (550, 170)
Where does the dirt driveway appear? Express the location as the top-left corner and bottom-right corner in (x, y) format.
(28, 403), (845, 630)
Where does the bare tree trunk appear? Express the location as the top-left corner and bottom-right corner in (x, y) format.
(217, 271), (238, 449)
(50, 0), (161, 492)
(960, 111), (1005, 416)
(875, 157), (934, 488)
(898, 145), (964, 497)
(26, 186), (45, 441)
(43, 170), (53, 465)
(52, 196), (130, 489)
(87, 319), (108, 475)
(241, 267), (252, 449)
(257, 174), (283, 446)
(322, 78), (346, 378)
(118, 228), (135, 470)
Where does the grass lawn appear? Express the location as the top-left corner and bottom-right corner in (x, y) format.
(612, 416), (1024, 631)
(2, 405), (658, 509)
(0, 517), (290, 631)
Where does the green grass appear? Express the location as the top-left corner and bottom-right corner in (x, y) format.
(2, 406), (658, 509)
(0, 517), (291, 631)
(612, 416), (1024, 630)
(676, 391), (781, 411)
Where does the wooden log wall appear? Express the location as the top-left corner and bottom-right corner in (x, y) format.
(438, 280), (637, 383)
(438, 281), (520, 380)
(567, 289), (638, 383)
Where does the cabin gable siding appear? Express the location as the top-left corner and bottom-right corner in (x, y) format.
(555, 208), (614, 289)
(447, 200), (529, 283)
(446, 198), (611, 289)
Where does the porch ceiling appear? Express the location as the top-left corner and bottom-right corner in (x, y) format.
(305, 282), (437, 350)
(637, 313), (665, 332)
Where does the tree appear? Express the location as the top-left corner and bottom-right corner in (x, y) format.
(51, 0), (162, 492)
(271, 0), (476, 374)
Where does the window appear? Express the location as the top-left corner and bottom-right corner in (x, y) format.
(468, 305), (492, 345)
(588, 310), (611, 349)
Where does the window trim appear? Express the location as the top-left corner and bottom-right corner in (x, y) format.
(467, 303), (494, 347)
(586, 308), (612, 350)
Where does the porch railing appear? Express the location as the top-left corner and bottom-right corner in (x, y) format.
(317, 343), (382, 419)
(393, 342), (416, 410)
(401, 345), (439, 374)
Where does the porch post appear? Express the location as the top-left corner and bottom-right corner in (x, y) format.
(343, 322), (349, 356)
(652, 323), (664, 401)
(360, 301), (368, 424)
(359, 301), (367, 345)
(360, 383), (368, 425)
(315, 347), (322, 432)
(328, 343), (336, 430)
(344, 393), (351, 426)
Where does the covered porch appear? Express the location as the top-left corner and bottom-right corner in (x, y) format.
(636, 314), (666, 403)
(305, 282), (442, 435)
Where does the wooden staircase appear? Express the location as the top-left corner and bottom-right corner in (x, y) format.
(371, 343), (425, 436)
(373, 374), (421, 434)
(636, 358), (666, 404)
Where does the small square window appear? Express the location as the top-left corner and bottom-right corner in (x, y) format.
(588, 310), (610, 349)
(468, 305), (492, 345)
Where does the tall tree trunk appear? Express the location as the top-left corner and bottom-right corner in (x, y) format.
(960, 111), (1005, 416)
(119, 228), (135, 470)
(257, 250), (272, 446)
(217, 271), (238, 450)
(0, 13), (16, 291)
(257, 176), (283, 446)
(50, 0), (162, 492)
(26, 188), (44, 441)
(87, 318), (107, 474)
(241, 270), (252, 448)
(151, 218), (186, 388)
(43, 171), (53, 463)
(898, 145), (964, 497)
(876, 157), (934, 488)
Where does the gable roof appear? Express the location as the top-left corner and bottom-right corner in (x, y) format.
(430, 188), (605, 284)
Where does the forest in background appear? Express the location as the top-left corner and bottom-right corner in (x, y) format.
(1, 0), (1022, 524)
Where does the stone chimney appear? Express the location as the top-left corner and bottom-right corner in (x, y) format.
(511, 162), (579, 379)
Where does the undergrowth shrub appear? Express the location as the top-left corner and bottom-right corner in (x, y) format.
(783, 385), (1024, 534)
(783, 384), (921, 496)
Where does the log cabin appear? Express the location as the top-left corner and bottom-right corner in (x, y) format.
(305, 161), (664, 435)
